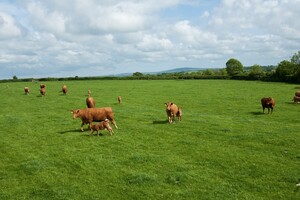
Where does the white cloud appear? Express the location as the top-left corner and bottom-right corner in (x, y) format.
(0, 12), (21, 39)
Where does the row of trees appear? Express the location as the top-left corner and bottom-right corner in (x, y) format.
(225, 51), (300, 82)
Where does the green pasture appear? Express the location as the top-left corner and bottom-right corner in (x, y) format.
(0, 80), (299, 199)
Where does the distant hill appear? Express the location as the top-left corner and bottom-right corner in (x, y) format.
(114, 67), (204, 76)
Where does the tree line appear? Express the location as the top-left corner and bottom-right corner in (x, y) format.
(3, 51), (300, 83)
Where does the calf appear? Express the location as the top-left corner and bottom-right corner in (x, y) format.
(261, 97), (275, 114)
(90, 119), (114, 136)
(71, 107), (118, 131)
(118, 96), (122, 104)
(86, 97), (95, 108)
(24, 87), (30, 95)
(165, 102), (182, 123)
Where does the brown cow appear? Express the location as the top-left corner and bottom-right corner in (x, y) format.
(90, 119), (114, 136)
(40, 84), (46, 89)
(24, 87), (30, 95)
(62, 85), (68, 95)
(118, 96), (122, 104)
(165, 102), (182, 124)
(86, 97), (95, 108)
(293, 96), (300, 103)
(261, 97), (275, 114)
(71, 107), (118, 131)
(295, 91), (300, 97)
(40, 87), (46, 96)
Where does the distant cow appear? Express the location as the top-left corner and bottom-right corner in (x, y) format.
(24, 87), (30, 95)
(295, 91), (300, 97)
(62, 85), (68, 95)
(90, 119), (114, 136)
(40, 84), (46, 89)
(261, 97), (275, 114)
(71, 107), (118, 131)
(86, 97), (95, 108)
(165, 102), (182, 123)
(118, 96), (122, 104)
(40, 87), (46, 96)
(293, 96), (300, 103)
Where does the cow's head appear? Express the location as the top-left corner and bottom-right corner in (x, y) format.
(165, 102), (173, 111)
(71, 109), (80, 119)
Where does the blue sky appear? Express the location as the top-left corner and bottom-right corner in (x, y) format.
(0, 0), (299, 79)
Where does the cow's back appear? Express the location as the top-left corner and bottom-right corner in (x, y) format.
(90, 107), (114, 121)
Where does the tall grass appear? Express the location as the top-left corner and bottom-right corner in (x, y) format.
(0, 80), (299, 199)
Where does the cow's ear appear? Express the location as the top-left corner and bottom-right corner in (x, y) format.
(171, 102), (173, 105)
(75, 110), (80, 114)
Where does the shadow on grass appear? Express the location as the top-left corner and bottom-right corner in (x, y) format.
(58, 129), (82, 134)
(152, 120), (168, 124)
(249, 111), (264, 115)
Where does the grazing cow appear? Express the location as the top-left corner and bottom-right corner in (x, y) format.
(165, 102), (182, 124)
(62, 85), (68, 95)
(293, 96), (300, 103)
(71, 107), (118, 131)
(40, 84), (46, 89)
(118, 96), (122, 104)
(261, 97), (275, 114)
(24, 87), (30, 95)
(90, 119), (114, 136)
(40, 87), (46, 96)
(295, 91), (300, 97)
(86, 97), (95, 108)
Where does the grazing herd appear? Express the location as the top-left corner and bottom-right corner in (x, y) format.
(22, 83), (299, 136)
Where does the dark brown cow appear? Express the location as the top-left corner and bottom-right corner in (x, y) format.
(293, 96), (300, 103)
(90, 119), (114, 136)
(295, 91), (300, 97)
(62, 85), (68, 95)
(40, 87), (46, 96)
(261, 97), (275, 114)
(86, 97), (95, 108)
(71, 107), (118, 131)
(24, 87), (30, 95)
(118, 96), (122, 104)
(165, 102), (182, 124)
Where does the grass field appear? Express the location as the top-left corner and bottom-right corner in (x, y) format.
(0, 80), (300, 199)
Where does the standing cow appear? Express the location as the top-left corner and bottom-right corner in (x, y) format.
(86, 97), (95, 108)
(62, 85), (68, 95)
(118, 96), (122, 104)
(90, 119), (114, 136)
(293, 96), (300, 103)
(71, 107), (118, 131)
(40, 87), (46, 96)
(261, 97), (275, 114)
(165, 102), (182, 124)
(24, 87), (30, 95)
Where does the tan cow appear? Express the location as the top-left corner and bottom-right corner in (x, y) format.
(118, 96), (122, 104)
(165, 102), (182, 124)
(293, 96), (300, 103)
(261, 97), (275, 114)
(40, 87), (46, 96)
(62, 85), (68, 95)
(90, 119), (114, 136)
(71, 107), (118, 131)
(24, 87), (30, 95)
(86, 97), (95, 108)
(40, 84), (46, 89)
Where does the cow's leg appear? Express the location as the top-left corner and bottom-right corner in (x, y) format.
(80, 122), (85, 132)
(110, 119), (118, 129)
(90, 130), (94, 136)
